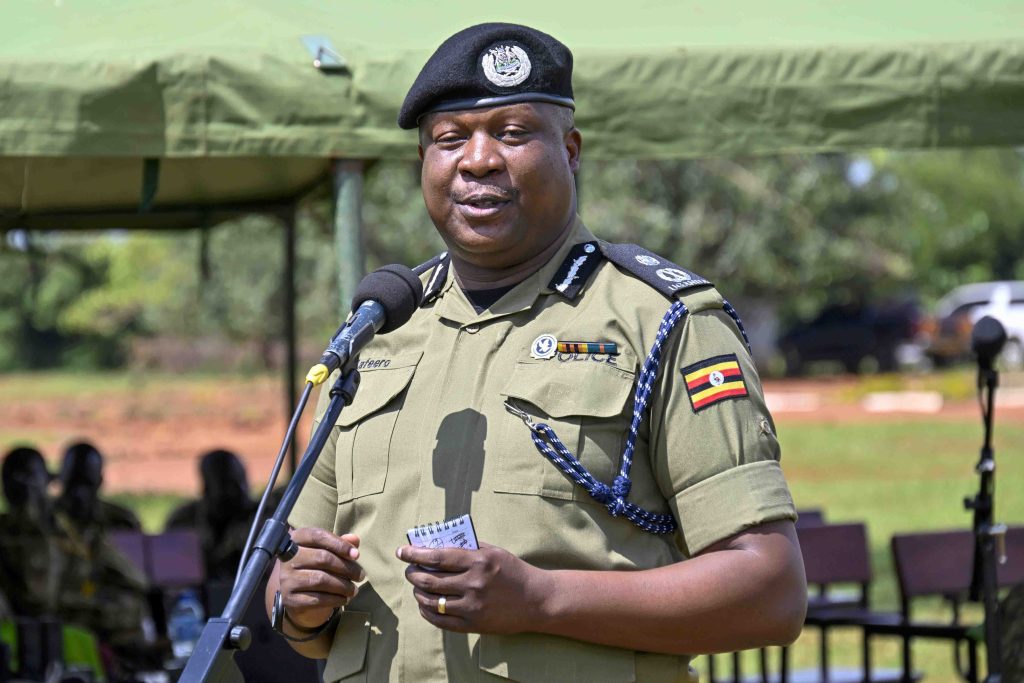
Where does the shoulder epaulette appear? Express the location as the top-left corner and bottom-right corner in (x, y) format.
(412, 251), (445, 276)
(413, 252), (450, 305)
(598, 242), (712, 300)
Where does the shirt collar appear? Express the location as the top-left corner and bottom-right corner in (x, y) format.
(433, 216), (598, 326)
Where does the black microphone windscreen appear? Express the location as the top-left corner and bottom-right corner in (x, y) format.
(972, 316), (1007, 366)
(351, 265), (424, 333)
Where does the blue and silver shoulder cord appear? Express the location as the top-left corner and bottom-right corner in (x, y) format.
(504, 299), (751, 535)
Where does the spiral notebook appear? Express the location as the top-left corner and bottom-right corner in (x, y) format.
(406, 513), (479, 550)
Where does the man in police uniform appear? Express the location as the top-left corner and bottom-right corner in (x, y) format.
(267, 23), (806, 683)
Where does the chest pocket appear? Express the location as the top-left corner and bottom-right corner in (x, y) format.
(497, 354), (636, 501)
(332, 351), (421, 504)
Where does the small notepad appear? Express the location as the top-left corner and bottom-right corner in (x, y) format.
(406, 514), (479, 550)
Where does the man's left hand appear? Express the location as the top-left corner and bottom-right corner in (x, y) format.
(396, 542), (549, 634)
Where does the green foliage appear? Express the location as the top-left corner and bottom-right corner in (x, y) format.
(0, 234), (124, 369)
(106, 492), (187, 533)
(878, 148), (1024, 296)
(362, 160), (446, 270)
(62, 234), (199, 338)
(579, 155), (917, 320)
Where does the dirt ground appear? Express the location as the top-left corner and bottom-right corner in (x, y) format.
(1, 374), (1021, 496)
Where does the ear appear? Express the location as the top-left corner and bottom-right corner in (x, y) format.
(564, 128), (582, 175)
(418, 144), (425, 161)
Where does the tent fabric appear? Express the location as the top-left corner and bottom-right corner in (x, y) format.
(0, 0), (1022, 217)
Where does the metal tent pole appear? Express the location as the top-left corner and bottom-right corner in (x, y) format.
(283, 208), (298, 474)
(332, 160), (366, 316)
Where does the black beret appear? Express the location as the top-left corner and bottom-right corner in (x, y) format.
(398, 23), (574, 130)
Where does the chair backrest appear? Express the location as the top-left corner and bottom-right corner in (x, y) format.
(147, 530), (204, 588)
(891, 530), (974, 601)
(797, 522), (873, 586)
(795, 509), (826, 529)
(892, 526), (1024, 603)
(107, 530), (147, 576)
(1000, 526), (1024, 588)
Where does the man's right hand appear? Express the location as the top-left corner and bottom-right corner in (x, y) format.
(277, 527), (364, 629)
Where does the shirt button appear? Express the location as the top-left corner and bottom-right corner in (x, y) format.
(465, 324), (480, 334)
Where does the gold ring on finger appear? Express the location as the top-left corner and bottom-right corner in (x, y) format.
(437, 596), (447, 615)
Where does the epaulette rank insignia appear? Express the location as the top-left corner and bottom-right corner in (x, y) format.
(414, 251), (450, 305)
(599, 242), (712, 300)
(547, 241), (603, 300)
(681, 353), (749, 412)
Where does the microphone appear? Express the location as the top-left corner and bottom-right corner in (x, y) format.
(306, 265), (423, 385)
(972, 316), (1007, 372)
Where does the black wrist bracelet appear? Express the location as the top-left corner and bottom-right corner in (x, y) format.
(271, 590), (339, 643)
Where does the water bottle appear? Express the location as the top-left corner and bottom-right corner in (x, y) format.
(167, 589), (205, 659)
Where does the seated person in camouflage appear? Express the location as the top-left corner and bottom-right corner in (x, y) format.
(56, 442), (141, 533)
(165, 449), (258, 580)
(0, 446), (63, 618)
(50, 446), (149, 653)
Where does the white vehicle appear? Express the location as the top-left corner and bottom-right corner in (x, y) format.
(969, 282), (1024, 369)
(924, 281), (1024, 370)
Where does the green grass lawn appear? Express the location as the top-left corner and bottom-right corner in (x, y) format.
(106, 492), (187, 532)
(694, 417), (1024, 683)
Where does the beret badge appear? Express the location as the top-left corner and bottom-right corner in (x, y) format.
(481, 44), (532, 87)
(397, 23), (573, 129)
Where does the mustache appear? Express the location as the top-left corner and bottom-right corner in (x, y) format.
(450, 187), (519, 203)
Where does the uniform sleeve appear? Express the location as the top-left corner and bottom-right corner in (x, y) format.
(650, 288), (795, 556)
(288, 379), (343, 532)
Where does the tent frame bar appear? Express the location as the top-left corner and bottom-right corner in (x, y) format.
(0, 200), (296, 232)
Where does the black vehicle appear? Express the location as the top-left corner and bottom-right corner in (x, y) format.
(777, 300), (922, 375)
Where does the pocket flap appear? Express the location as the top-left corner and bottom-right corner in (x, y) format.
(501, 360), (635, 419)
(480, 633), (635, 682)
(322, 610), (371, 683)
(335, 351), (422, 427)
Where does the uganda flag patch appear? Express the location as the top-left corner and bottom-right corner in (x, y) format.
(681, 353), (749, 412)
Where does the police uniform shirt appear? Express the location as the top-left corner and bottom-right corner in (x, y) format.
(290, 218), (796, 683)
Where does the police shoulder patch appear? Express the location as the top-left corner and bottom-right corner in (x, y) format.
(681, 353), (749, 413)
(599, 242), (712, 300)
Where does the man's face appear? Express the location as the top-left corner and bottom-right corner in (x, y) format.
(419, 102), (581, 270)
(61, 452), (102, 519)
(11, 460), (50, 515)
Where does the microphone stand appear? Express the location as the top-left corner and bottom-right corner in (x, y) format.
(179, 365), (361, 683)
(964, 360), (1005, 682)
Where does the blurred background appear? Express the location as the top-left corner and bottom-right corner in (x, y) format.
(1, 0), (1023, 680)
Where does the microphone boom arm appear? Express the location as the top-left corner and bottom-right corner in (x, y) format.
(180, 367), (361, 683)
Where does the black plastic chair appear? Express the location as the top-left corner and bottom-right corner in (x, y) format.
(790, 522), (905, 683)
(864, 526), (1024, 683)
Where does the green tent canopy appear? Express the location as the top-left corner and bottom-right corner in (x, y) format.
(1, 0), (1022, 220)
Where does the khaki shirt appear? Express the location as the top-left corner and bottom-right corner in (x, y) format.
(291, 219), (796, 683)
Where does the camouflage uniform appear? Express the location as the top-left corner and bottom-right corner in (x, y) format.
(54, 511), (149, 647)
(97, 499), (142, 532)
(0, 509), (64, 618)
